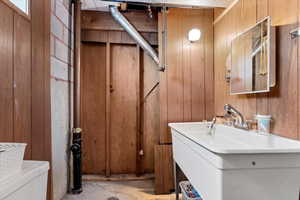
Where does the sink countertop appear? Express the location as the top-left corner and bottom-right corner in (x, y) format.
(169, 122), (300, 154)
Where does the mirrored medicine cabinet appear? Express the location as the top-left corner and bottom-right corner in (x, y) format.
(230, 16), (276, 95)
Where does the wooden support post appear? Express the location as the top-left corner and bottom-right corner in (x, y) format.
(140, 47), (145, 175)
(105, 42), (111, 177)
(136, 45), (144, 176)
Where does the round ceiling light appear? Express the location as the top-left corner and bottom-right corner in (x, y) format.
(188, 28), (201, 42)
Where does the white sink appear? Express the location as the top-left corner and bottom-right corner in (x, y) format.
(170, 122), (300, 200)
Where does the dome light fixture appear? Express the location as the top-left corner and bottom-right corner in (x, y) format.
(188, 28), (201, 42)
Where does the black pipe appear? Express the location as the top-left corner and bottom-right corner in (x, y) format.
(71, 129), (82, 194)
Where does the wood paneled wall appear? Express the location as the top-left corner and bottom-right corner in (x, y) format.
(0, 0), (52, 199)
(159, 8), (214, 144)
(81, 10), (159, 175)
(155, 8), (214, 194)
(214, 0), (300, 139)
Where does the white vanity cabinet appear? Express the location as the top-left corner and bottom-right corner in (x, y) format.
(170, 122), (300, 200)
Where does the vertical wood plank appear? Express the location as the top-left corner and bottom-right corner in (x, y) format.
(42, 0), (52, 198)
(136, 45), (143, 175)
(31, 0), (46, 161)
(110, 44), (138, 174)
(167, 9), (184, 127)
(105, 42), (111, 177)
(81, 43), (107, 174)
(13, 13), (32, 159)
(214, 16), (227, 116)
(0, 1), (14, 142)
(224, 2), (241, 113)
(154, 144), (174, 194)
(182, 9), (192, 122)
(204, 9), (215, 120)
(190, 9), (206, 121)
(160, 9), (185, 143)
(159, 12), (169, 144)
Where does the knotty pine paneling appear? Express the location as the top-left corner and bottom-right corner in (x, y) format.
(214, 0), (300, 139)
(159, 8), (215, 143)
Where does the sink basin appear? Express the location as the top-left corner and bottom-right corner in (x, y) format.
(170, 122), (300, 200)
(170, 122), (300, 154)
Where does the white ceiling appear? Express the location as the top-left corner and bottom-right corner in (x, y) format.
(81, 0), (234, 11)
(82, 0), (118, 11)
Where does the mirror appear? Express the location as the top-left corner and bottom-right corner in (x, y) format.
(9, 0), (29, 14)
(230, 17), (274, 95)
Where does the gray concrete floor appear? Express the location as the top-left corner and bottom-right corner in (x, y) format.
(63, 180), (178, 200)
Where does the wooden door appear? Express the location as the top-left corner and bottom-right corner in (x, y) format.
(81, 43), (139, 175)
(110, 44), (138, 174)
(81, 42), (107, 174)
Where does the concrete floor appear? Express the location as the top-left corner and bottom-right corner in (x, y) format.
(63, 180), (178, 200)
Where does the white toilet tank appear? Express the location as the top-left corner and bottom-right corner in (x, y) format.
(0, 161), (49, 200)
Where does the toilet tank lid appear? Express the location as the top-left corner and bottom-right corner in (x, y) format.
(0, 161), (49, 199)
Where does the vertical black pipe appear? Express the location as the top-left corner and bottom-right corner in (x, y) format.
(71, 129), (82, 194)
(71, 0), (82, 194)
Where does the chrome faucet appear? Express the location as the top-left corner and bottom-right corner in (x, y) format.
(224, 104), (249, 130)
(209, 117), (217, 130)
(208, 117), (217, 134)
